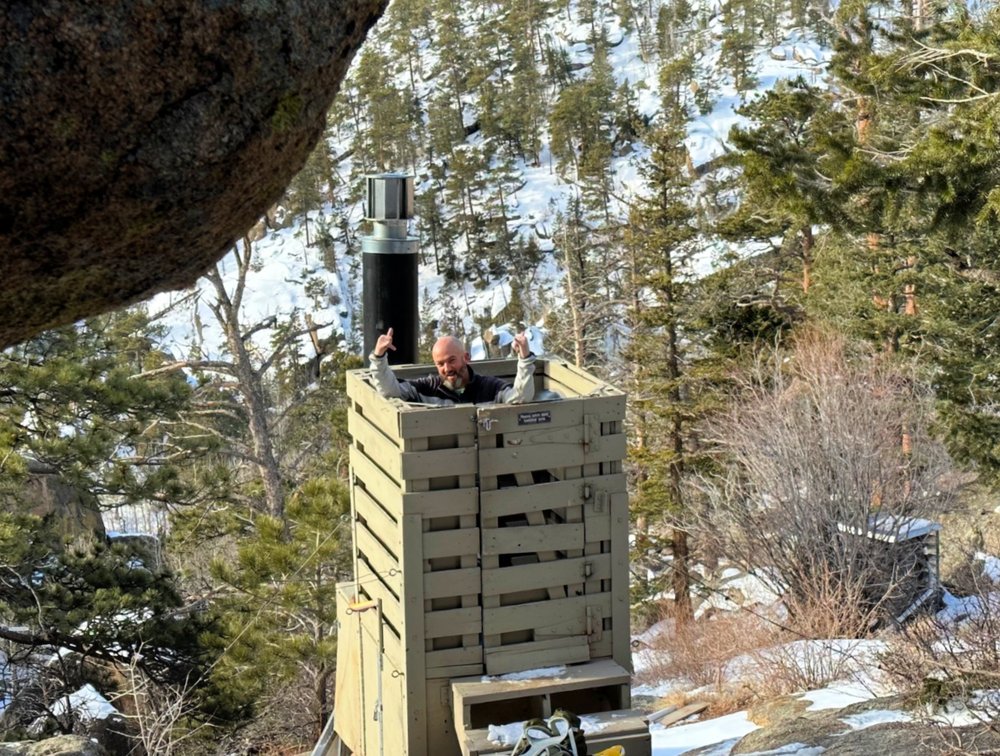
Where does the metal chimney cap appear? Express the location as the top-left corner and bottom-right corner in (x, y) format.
(365, 174), (414, 221)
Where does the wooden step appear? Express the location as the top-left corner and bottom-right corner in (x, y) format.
(459, 708), (651, 756)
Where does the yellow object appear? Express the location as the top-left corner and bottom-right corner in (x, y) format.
(593, 747), (625, 756)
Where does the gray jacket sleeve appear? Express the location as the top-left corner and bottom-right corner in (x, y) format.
(369, 353), (423, 401)
(498, 355), (536, 404)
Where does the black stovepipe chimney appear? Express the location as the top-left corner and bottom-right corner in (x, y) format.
(361, 174), (419, 365)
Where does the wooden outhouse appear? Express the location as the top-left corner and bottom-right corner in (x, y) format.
(332, 357), (649, 756)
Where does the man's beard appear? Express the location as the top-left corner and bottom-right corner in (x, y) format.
(442, 371), (466, 391)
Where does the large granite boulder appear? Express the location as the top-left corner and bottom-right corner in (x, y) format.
(0, 0), (386, 347)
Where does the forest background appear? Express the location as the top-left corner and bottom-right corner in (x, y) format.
(4, 0), (1000, 752)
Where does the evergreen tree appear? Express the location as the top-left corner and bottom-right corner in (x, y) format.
(0, 312), (226, 735)
(623, 98), (702, 622)
(209, 477), (352, 741)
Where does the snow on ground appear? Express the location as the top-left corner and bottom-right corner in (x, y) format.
(47, 684), (117, 721)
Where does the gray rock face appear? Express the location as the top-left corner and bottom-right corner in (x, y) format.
(0, 735), (106, 756)
(0, 0), (386, 347)
(731, 695), (1000, 755)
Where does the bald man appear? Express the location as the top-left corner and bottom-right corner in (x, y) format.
(369, 328), (536, 404)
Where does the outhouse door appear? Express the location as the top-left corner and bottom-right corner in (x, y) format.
(473, 399), (625, 676)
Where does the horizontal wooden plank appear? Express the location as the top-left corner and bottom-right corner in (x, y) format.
(354, 521), (401, 596)
(482, 554), (612, 597)
(403, 487), (479, 518)
(425, 567), (481, 600)
(425, 663), (484, 680)
(480, 444), (585, 477)
(585, 504), (611, 542)
(398, 405), (480, 439)
(480, 474), (625, 520)
(425, 606), (482, 639)
(424, 527), (480, 560)
(349, 410), (403, 477)
(425, 645), (483, 669)
(350, 445), (402, 509)
(401, 446), (479, 480)
(546, 361), (624, 397)
(584, 432), (627, 465)
(354, 485), (399, 550)
(452, 658), (631, 704)
(484, 636), (591, 675)
(483, 595), (592, 636)
(475, 399), (583, 437)
(347, 370), (403, 441)
(482, 523), (584, 556)
(582, 394), (628, 423)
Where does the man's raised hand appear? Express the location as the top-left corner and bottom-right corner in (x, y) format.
(512, 331), (531, 359)
(374, 327), (396, 357)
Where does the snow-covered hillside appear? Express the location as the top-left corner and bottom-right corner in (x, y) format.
(147, 0), (833, 362)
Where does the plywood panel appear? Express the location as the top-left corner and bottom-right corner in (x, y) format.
(482, 523), (584, 555)
(382, 654), (407, 756)
(333, 586), (364, 753)
(356, 558), (403, 632)
(425, 677), (464, 756)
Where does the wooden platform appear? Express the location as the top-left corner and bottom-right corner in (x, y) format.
(451, 659), (650, 756)
(452, 659), (631, 730)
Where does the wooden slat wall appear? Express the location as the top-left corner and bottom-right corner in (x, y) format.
(342, 358), (630, 750)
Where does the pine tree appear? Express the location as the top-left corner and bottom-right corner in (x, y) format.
(721, 78), (852, 301)
(623, 101), (702, 622)
(209, 477), (352, 740)
(0, 312), (225, 731)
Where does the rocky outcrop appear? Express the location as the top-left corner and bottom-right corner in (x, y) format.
(730, 695), (1000, 755)
(5, 461), (106, 540)
(0, 736), (107, 756)
(0, 0), (387, 347)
